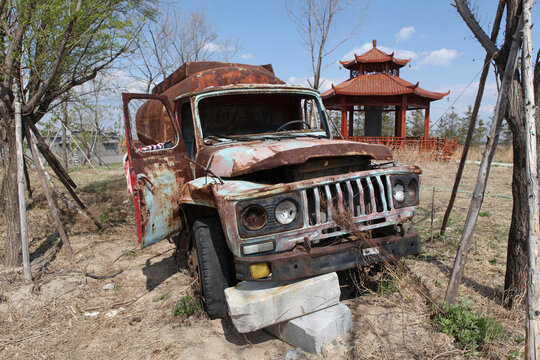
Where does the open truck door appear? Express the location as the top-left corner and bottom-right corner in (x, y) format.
(122, 93), (192, 247)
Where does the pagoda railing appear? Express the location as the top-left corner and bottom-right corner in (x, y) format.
(345, 136), (460, 160)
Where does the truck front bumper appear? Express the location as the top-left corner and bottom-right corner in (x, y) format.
(234, 229), (421, 281)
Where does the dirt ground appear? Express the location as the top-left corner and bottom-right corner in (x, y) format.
(0, 158), (525, 359)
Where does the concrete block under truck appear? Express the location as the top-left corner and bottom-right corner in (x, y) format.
(122, 62), (422, 319)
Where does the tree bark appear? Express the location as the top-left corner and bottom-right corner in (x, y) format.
(520, 0), (540, 354)
(14, 89), (31, 280)
(1, 113), (22, 267)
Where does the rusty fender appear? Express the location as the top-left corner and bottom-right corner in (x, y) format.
(179, 177), (219, 208)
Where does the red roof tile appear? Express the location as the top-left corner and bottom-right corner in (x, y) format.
(320, 74), (449, 100)
(340, 40), (410, 69)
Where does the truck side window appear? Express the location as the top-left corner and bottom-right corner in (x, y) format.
(131, 98), (178, 152)
(180, 102), (195, 158)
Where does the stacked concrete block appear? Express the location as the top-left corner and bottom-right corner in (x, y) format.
(224, 272), (340, 333)
(266, 302), (352, 354)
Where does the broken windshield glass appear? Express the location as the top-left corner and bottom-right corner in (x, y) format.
(197, 92), (328, 140)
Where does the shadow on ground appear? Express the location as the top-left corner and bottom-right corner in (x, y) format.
(142, 250), (187, 291)
(417, 254), (504, 302)
(220, 317), (276, 346)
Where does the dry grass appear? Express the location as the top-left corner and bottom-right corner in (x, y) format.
(0, 155), (526, 359)
(465, 144), (513, 163)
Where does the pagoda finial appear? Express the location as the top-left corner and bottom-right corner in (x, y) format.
(372, 39), (377, 48)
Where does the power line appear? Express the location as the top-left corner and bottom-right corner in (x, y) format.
(430, 54), (496, 129)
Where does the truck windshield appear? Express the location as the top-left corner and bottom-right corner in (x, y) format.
(197, 92), (328, 140)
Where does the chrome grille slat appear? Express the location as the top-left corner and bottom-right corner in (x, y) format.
(335, 183), (344, 213)
(355, 179), (365, 215)
(313, 188), (321, 224)
(376, 176), (388, 211)
(385, 175), (393, 210)
(324, 185), (333, 220)
(345, 181), (354, 214)
(302, 190), (310, 225)
(366, 177), (377, 212)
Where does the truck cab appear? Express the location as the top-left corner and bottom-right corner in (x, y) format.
(122, 62), (421, 318)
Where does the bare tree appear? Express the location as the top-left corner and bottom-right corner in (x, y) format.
(131, 7), (242, 93)
(287, 0), (366, 90)
(452, 0), (540, 306)
(0, 0), (151, 267)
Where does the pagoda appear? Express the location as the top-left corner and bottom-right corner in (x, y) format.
(321, 40), (453, 153)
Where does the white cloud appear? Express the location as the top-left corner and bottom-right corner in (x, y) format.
(395, 26), (416, 43)
(341, 42), (418, 64)
(202, 42), (223, 53)
(420, 48), (461, 67)
(240, 53), (253, 60)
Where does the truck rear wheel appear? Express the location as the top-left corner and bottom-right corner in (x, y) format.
(190, 218), (234, 319)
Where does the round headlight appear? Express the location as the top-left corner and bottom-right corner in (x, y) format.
(241, 205), (267, 231)
(393, 183), (405, 203)
(275, 200), (297, 225)
(407, 178), (418, 203)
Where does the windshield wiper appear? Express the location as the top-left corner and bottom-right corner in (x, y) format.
(205, 134), (253, 142)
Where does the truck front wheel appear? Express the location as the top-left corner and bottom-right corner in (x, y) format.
(190, 218), (234, 319)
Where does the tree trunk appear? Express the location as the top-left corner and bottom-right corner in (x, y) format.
(62, 100), (68, 171)
(96, 130), (102, 166)
(1, 113), (22, 267)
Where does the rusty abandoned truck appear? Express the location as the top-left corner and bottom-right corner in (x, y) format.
(122, 62), (422, 318)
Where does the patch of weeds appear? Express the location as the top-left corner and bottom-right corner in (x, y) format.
(478, 211), (492, 217)
(122, 249), (135, 257)
(171, 295), (202, 317)
(114, 284), (122, 291)
(377, 274), (396, 295)
(99, 211), (110, 222)
(508, 349), (522, 359)
(432, 302), (505, 351)
(488, 259), (497, 265)
(152, 294), (165, 302)
(434, 280), (441, 287)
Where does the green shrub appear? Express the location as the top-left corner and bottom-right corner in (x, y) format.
(378, 274), (396, 295)
(432, 302), (505, 351)
(152, 294), (165, 302)
(171, 295), (202, 317)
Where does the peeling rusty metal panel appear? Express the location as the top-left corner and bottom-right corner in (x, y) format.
(151, 62), (279, 95)
(122, 93), (193, 247)
(195, 138), (393, 178)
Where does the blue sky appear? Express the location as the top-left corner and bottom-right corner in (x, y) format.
(174, 0), (538, 126)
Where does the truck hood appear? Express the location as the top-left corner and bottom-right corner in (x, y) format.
(196, 137), (392, 178)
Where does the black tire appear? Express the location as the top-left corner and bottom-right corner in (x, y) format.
(192, 218), (234, 319)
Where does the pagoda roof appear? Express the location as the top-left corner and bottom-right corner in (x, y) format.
(321, 73), (449, 100)
(340, 40), (410, 69)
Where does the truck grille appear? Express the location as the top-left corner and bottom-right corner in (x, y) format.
(304, 175), (392, 226)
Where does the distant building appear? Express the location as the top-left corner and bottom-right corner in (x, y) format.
(46, 129), (123, 165)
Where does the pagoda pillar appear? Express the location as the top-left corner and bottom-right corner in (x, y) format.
(340, 98), (347, 138)
(348, 107), (354, 136)
(424, 106), (430, 139)
(394, 107), (400, 137)
(399, 96), (407, 138)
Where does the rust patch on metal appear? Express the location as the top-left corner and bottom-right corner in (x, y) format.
(195, 138), (392, 178)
